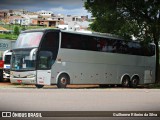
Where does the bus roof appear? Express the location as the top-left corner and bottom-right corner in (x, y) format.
(22, 28), (122, 40)
(62, 30), (123, 40)
(21, 28), (60, 33)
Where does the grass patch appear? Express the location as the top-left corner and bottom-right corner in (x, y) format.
(0, 33), (18, 40)
(0, 24), (54, 40)
(1, 24), (50, 31)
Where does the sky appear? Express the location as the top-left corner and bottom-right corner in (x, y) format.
(0, 0), (91, 16)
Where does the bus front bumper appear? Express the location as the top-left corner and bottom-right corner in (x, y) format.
(10, 71), (37, 84)
(10, 78), (36, 84)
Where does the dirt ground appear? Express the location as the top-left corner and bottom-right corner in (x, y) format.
(0, 82), (100, 89)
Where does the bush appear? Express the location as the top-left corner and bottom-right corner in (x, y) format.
(13, 26), (20, 35)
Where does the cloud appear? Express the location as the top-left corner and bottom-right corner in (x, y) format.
(0, 0), (86, 10)
(0, 0), (91, 16)
(50, 7), (91, 16)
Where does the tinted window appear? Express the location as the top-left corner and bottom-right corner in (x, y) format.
(61, 32), (155, 56)
(40, 32), (59, 52)
(38, 31), (59, 69)
(61, 32), (106, 51)
(4, 55), (11, 64)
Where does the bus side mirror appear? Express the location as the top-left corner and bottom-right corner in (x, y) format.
(30, 48), (38, 60)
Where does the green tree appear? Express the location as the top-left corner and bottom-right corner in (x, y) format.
(21, 25), (26, 31)
(13, 26), (20, 35)
(85, 0), (160, 83)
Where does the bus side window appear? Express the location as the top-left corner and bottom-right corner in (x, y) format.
(150, 45), (155, 56)
(61, 33), (72, 49)
(89, 36), (97, 51)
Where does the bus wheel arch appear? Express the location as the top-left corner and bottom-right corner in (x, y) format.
(57, 73), (70, 88)
(130, 75), (139, 88)
(121, 74), (130, 87)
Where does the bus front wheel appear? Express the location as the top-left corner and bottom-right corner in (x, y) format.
(35, 84), (44, 88)
(57, 74), (69, 88)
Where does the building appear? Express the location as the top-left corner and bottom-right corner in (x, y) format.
(8, 16), (23, 24)
(64, 15), (82, 22)
(51, 14), (64, 21)
(0, 11), (7, 19)
(21, 13), (39, 25)
(57, 15), (92, 31)
(37, 10), (53, 18)
(9, 9), (28, 16)
(31, 19), (59, 27)
(0, 26), (10, 33)
(81, 15), (88, 21)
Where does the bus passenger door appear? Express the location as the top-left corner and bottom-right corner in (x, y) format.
(37, 70), (51, 85)
(37, 51), (52, 85)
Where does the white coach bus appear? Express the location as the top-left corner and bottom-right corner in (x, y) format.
(10, 29), (156, 88)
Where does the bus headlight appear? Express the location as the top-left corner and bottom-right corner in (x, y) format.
(10, 71), (13, 75)
(27, 74), (35, 78)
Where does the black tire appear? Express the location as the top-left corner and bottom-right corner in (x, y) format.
(57, 74), (69, 88)
(35, 84), (44, 88)
(99, 84), (108, 88)
(2, 78), (10, 82)
(122, 76), (130, 87)
(130, 77), (139, 88)
(0, 69), (3, 82)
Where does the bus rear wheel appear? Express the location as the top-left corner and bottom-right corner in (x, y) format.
(57, 74), (69, 88)
(35, 84), (44, 88)
(122, 76), (130, 87)
(130, 76), (139, 88)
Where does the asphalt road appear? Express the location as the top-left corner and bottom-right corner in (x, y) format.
(0, 83), (160, 120)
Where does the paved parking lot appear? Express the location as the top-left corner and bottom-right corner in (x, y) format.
(0, 82), (160, 120)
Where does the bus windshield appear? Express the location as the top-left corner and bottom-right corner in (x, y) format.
(11, 49), (36, 71)
(15, 32), (43, 48)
